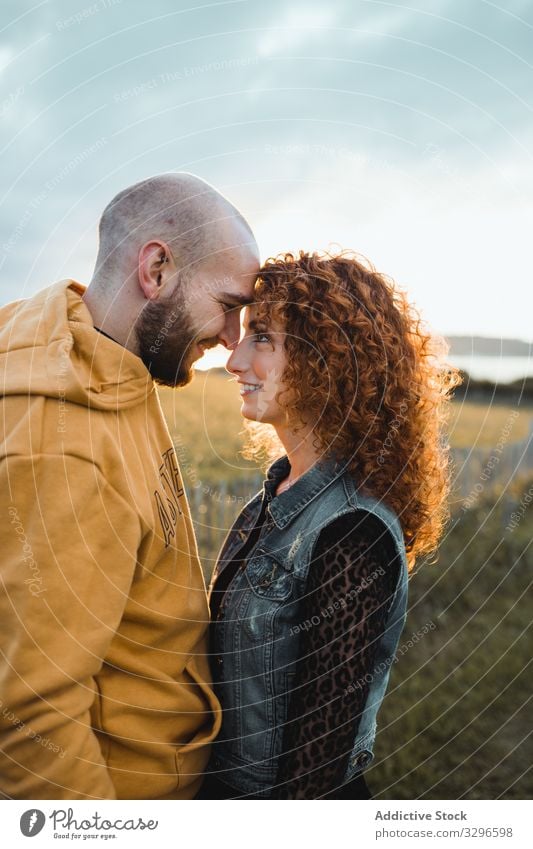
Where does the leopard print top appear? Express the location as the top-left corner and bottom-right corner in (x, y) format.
(271, 512), (401, 799)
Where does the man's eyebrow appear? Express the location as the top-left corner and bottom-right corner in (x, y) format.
(216, 291), (255, 306)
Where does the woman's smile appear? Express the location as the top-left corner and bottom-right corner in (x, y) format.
(238, 381), (264, 395)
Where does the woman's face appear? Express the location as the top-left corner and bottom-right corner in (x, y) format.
(226, 305), (289, 425)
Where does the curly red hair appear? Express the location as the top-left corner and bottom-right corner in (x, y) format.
(241, 250), (461, 571)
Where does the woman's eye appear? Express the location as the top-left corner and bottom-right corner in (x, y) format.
(253, 333), (271, 344)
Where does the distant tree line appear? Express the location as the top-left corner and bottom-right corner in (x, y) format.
(453, 372), (533, 404)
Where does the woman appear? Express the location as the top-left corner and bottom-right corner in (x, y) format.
(199, 251), (460, 800)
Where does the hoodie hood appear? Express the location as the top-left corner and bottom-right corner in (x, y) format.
(0, 280), (153, 410)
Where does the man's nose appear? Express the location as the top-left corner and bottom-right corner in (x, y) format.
(218, 310), (242, 351)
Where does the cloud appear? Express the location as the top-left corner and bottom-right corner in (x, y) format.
(0, 0), (531, 343)
(0, 46), (14, 73)
(257, 7), (340, 57)
(252, 144), (532, 339)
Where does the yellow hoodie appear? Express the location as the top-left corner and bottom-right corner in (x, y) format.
(0, 280), (221, 800)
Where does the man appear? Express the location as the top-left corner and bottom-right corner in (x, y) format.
(0, 174), (259, 799)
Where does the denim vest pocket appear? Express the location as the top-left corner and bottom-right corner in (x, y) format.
(246, 552), (294, 597)
(243, 553), (294, 641)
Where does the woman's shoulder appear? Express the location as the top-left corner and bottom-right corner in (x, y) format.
(304, 511), (402, 617)
(314, 509), (400, 560)
(332, 472), (407, 555)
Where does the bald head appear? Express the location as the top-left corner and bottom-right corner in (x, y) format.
(94, 172), (255, 283)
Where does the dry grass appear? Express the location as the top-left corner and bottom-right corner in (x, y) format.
(446, 399), (533, 449)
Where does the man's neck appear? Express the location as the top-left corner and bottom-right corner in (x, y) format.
(82, 283), (139, 355)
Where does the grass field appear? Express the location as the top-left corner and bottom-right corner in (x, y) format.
(370, 495), (532, 800)
(447, 399), (532, 449)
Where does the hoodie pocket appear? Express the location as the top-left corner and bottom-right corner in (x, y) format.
(89, 675), (110, 763)
(175, 655), (223, 789)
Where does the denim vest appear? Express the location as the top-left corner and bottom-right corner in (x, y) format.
(208, 454), (409, 797)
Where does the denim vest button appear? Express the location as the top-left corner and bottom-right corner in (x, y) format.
(353, 751), (371, 768)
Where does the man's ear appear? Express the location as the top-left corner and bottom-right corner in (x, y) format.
(138, 240), (176, 300)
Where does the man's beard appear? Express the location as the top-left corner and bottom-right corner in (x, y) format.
(135, 296), (200, 388)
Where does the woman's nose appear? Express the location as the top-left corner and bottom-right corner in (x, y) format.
(226, 340), (247, 375)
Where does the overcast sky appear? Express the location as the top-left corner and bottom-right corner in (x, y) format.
(1, 0), (532, 360)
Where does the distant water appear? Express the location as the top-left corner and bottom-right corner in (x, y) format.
(448, 355), (533, 384)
